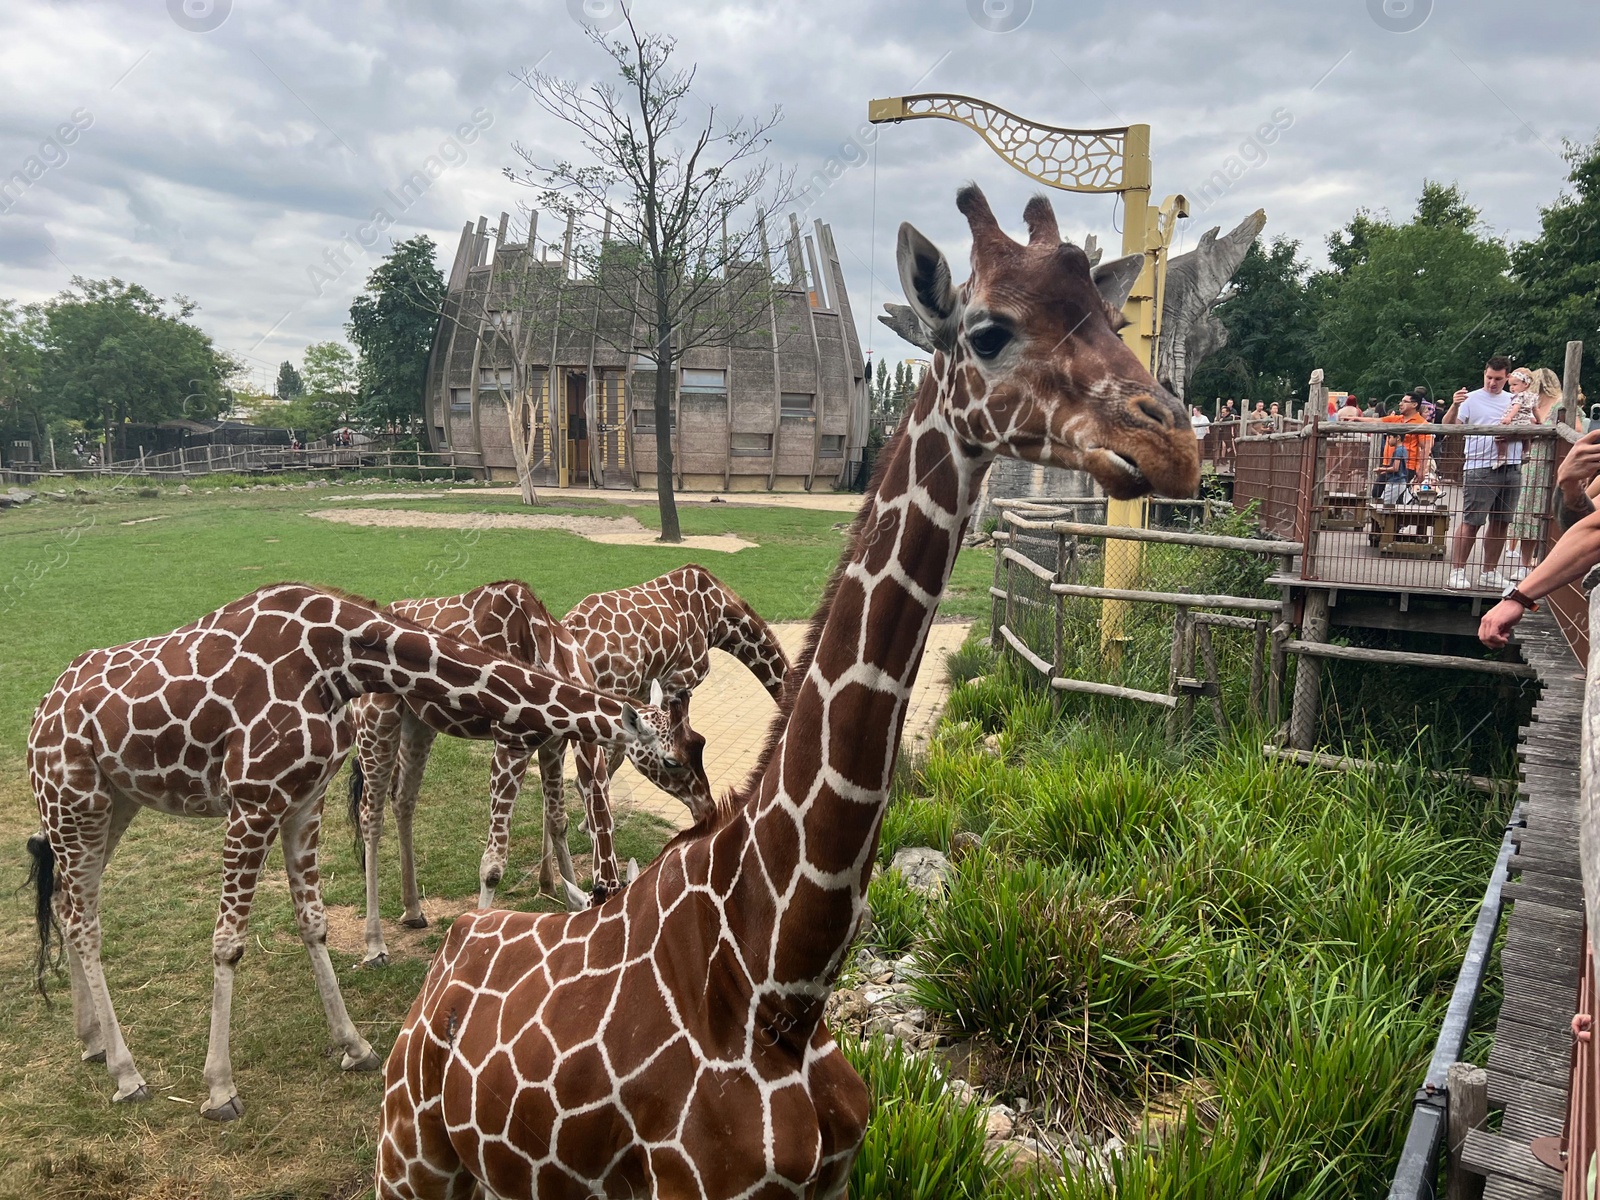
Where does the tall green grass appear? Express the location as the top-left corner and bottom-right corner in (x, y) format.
(849, 654), (1506, 1198)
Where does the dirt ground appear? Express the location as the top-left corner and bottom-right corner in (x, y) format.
(305, 507), (758, 552)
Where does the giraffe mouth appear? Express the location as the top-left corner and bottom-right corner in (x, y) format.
(1081, 446), (1150, 498)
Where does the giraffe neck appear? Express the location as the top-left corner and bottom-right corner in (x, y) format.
(721, 366), (989, 990)
(337, 613), (636, 747)
(705, 584), (789, 700)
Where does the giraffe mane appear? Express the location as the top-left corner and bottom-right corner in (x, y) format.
(675, 399), (922, 841)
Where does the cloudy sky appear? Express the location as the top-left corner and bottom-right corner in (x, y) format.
(0, 0), (1593, 391)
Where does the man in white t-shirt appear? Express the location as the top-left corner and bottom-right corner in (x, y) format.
(1189, 405), (1211, 441)
(1443, 355), (1516, 590)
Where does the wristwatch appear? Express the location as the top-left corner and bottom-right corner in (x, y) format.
(1502, 584), (1539, 611)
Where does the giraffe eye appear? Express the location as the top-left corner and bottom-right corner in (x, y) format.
(968, 324), (1013, 361)
(662, 757), (681, 769)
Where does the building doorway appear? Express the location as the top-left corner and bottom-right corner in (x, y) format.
(566, 371), (589, 487)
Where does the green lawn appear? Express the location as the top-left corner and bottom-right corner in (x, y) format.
(0, 479), (992, 1199)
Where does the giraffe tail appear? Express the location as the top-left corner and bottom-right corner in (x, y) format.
(23, 832), (61, 1003)
(348, 755), (367, 870)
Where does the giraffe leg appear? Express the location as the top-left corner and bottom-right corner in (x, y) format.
(200, 801), (284, 1120)
(281, 795), (380, 1074)
(359, 698), (402, 967)
(479, 743), (531, 908)
(52, 787), (149, 1101)
(537, 745), (578, 899)
(579, 746), (621, 899)
(70, 791), (139, 1064)
(393, 715), (437, 930)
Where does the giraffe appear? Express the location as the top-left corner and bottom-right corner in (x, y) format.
(537, 564), (791, 888)
(24, 582), (711, 1121)
(375, 186), (1200, 1198)
(347, 577), (731, 967)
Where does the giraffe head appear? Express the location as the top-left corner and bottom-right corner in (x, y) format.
(896, 185), (1200, 499)
(623, 680), (713, 824)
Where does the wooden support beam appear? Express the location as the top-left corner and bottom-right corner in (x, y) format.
(1288, 589), (1330, 750)
(1052, 676), (1178, 708)
(1446, 1062), (1488, 1200)
(1264, 746), (1513, 795)
(1283, 640), (1536, 679)
(1002, 514), (1301, 556)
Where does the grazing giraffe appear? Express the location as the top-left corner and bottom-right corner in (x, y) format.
(538, 564), (791, 887)
(347, 580), (718, 967)
(24, 582), (709, 1121)
(375, 186), (1200, 1198)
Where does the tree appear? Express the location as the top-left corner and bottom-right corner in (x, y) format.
(0, 300), (42, 457)
(346, 235), (445, 432)
(274, 360), (304, 402)
(511, 14), (793, 542)
(1311, 182), (1513, 401)
(1506, 135), (1600, 387)
(301, 341), (358, 400)
(29, 278), (238, 453)
(1188, 237), (1316, 407)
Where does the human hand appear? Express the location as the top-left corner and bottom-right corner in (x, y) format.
(1479, 599), (1524, 649)
(1558, 431), (1600, 502)
(1452, 387), (1469, 406)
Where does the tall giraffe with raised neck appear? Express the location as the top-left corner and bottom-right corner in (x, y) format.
(376, 186), (1200, 1198)
(25, 583), (709, 1121)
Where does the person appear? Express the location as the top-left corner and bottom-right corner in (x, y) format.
(1412, 385), (1438, 424)
(1247, 400), (1271, 434)
(1189, 404), (1211, 442)
(1336, 394), (1363, 422)
(1362, 398), (1381, 418)
(1268, 401), (1282, 429)
(1375, 392), (1432, 501)
(1443, 355), (1517, 591)
(1503, 367), (1565, 580)
(1480, 428), (1600, 648)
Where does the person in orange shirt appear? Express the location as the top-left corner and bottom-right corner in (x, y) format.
(1376, 394), (1432, 499)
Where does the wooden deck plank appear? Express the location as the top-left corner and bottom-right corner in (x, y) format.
(1462, 1128), (1565, 1193)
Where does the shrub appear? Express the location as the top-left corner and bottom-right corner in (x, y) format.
(840, 1035), (998, 1200)
(866, 869), (931, 957)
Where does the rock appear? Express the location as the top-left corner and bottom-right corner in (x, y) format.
(176, 484), (192, 495)
(984, 1106), (1016, 1142)
(945, 1077), (976, 1105)
(999, 1137), (1061, 1180)
(888, 847), (952, 896)
(137, 487), (158, 498)
(949, 830), (983, 863)
(930, 1038), (976, 1082)
(893, 954), (923, 983)
(891, 1020), (920, 1042)
(981, 733), (1003, 756)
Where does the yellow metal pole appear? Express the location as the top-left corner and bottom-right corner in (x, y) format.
(1101, 125), (1155, 663)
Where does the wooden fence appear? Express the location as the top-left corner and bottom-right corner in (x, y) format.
(0, 444), (485, 486)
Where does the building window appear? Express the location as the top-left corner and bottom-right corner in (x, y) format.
(450, 387), (472, 411)
(731, 432), (772, 456)
(486, 310), (508, 329)
(819, 434), (845, 457)
(681, 368), (727, 393)
(780, 392), (815, 415)
(632, 351), (657, 368)
(477, 367), (514, 391)
(634, 408), (676, 433)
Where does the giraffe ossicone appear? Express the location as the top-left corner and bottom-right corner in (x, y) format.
(376, 184), (1199, 1198)
(24, 582), (704, 1120)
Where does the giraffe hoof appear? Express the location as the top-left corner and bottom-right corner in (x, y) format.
(82, 1048), (107, 1064)
(200, 1095), (244, 1122)
(400, 915), (429, 930)
(114, 1083), (151, 1104)
(342, 1047), (382, 1072)
(361, 953), (390, 969)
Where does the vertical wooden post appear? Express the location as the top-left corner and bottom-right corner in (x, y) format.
(1166, 606), (1188, 743)
(48, 435), (57, 472)
(1196, 622), (1227, 730)
(1288, 589), (1330, 751)
(1561, 339), (1584, 426)
(990, 530), (1005, 649)
(1445, 1061), (1487, 1200)
(1052, 532), (1066, 705)
(1249, 618), (1267, 720)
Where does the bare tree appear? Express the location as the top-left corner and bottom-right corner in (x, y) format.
(509, 14), (794, 542)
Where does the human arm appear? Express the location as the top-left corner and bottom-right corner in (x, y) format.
(1479, 507), (1600, 647)
(1442, 387), (1470, 425)
(1557, 431), (1600, 529)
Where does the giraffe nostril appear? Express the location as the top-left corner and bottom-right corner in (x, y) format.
(1134, 396), (1174, 429)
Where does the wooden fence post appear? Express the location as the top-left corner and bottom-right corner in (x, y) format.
(1445, 1061), (1487, 1200)
(1288, 590), (1330, 750)
(990, 531), (1005, 650)
(1166, 606), (1189, 743)
(1250, 618), (1267, 720)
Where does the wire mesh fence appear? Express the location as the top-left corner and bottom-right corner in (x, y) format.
(1235, 422), (1570, 593)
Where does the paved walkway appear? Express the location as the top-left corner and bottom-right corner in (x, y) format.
(460, 485), (864, 514)
(593, 621), (972, 830)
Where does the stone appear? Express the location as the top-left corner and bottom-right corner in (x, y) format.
(888, 846), (952, 896)
(984, 1106), (1016, 1142)
(944, 1078), (976, 1105)
(930, 1038), (976, 1082)
(981, 733), (1003, 756)
(176, 484), (192, 495)
(999, 1137), (1062, 1180)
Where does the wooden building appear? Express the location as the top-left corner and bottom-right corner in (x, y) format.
(422, 212), (869, 492)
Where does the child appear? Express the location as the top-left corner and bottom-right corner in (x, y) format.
(1495, 368), (1538, 467)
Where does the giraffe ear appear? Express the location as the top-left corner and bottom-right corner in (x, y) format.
(896, 222), (960, 350)
(620, 703), (650, 741)
(1092, 253), (1145, 313)
(648, 679), (664, 709)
